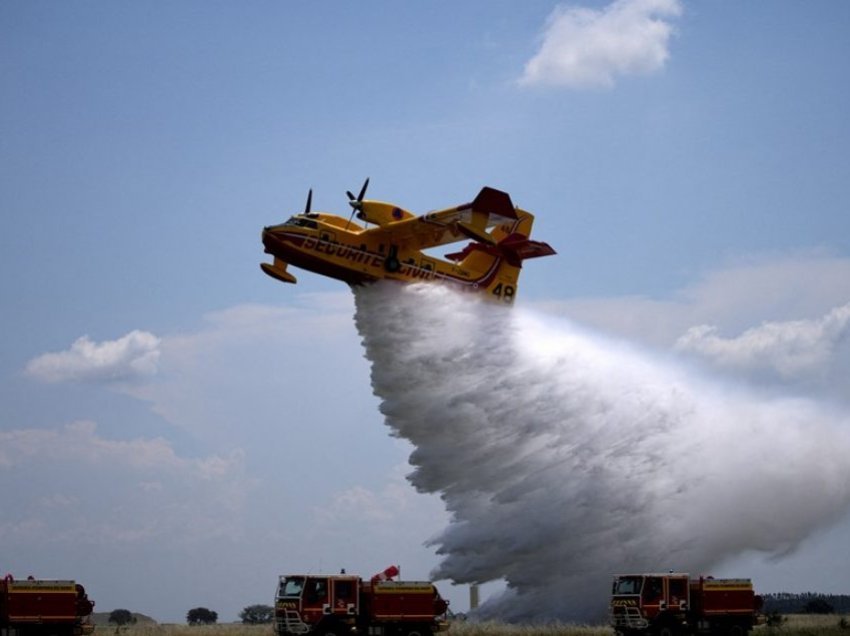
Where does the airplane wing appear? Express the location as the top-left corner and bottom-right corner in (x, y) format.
(360, 187), (519, 250)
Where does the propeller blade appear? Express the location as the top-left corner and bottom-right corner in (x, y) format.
(304, 189), (313, 214)
(356, 177), (370, 202)
(346, 190), (356, 201)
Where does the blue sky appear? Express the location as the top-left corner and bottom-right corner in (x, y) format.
(2, 0), (850, 623)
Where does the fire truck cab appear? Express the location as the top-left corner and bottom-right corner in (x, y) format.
(610, 573), (762, 636)
(276, 575), (361, 635)
(611, 573), (690, 633)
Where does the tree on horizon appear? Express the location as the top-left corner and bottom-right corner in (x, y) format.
(186, 607), (218, 625)
(108, 609), (136, 627)
(239, 604), (274, 624)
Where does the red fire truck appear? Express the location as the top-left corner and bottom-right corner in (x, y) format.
(610, 573), (763, 636)
(274, 567), (448, 636)
(1, 576), (95, 636)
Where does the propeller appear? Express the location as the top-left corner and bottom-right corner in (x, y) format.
(346, 177), (370, 211)
(345, 177), (370, 228)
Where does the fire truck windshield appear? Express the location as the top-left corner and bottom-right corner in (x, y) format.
(613, 576), (643, 595)
(278, 576), (305, 598)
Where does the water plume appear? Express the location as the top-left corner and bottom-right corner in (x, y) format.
(353, 282), (850, 621)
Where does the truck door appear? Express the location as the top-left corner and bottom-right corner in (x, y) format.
(330, 577), (359, 616)
(642, 576), (664, 619)
(666, 576), (689, 610)
(303, 577), (331, 617)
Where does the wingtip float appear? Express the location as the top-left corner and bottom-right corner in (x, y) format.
(260, 180), (555, 304)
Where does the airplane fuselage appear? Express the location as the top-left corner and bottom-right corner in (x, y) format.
(262, 213), (513, 294)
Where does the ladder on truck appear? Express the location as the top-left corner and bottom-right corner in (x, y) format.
(611, 605), (649, 630)
(280, 610), (310, 635)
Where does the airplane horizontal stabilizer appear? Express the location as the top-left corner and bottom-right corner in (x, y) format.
(498, 233), (557, 264)
(445, 234), (555, 267)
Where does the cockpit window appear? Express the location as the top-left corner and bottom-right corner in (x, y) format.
(285, 217), (318, 229)
(613, 577), (643, 595)
(278, 576), (305, 598)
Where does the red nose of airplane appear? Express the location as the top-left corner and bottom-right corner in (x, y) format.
(262, 227), (283, 254)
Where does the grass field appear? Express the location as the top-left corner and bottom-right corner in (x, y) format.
(101, 614), (850, 636)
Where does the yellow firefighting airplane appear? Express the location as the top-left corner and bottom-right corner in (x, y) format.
(261, 180), (555, 303)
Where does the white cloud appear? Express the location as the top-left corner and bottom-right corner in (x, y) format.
(25, 330), (160, 383)
(0, 420), (250, 547)
(120, 295), (369, 449)
(307, 461), (450, 584)
(675, 302), (850, 378)
(316, 485), (399, 524)
(520, 0), (682, 89)
(533, 254), (850, 399)
(536, 254), (850, 345)
(314, 462), (447, 528)
(0, 414), (256, 624)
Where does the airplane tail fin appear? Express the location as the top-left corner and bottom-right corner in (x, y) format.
(455, 187), (517, 245)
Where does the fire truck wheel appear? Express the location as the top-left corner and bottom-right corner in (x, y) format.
(728, 625), (746, 636)
(319, 621), (344, 636)
(657, 626), (676, 636)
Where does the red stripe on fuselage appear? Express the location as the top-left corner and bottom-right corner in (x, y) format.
(265, 230), (506, 290)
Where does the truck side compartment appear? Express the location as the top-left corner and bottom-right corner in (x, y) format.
(1, 578), (95, 636)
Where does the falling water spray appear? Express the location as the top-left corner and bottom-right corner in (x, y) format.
(353, 282), (850, 621)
